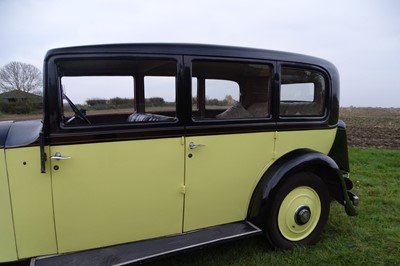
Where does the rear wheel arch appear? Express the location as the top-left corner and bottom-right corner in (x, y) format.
(247, 149), (344, 229)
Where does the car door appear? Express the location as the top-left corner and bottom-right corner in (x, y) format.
(50, 138), (184, 253)
(183, 58), (276, 231)
(48, 56), (185, 253)
(184, 133), (275, 231)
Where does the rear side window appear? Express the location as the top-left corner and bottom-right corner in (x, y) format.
(192, 60), (272, 120)
(280, 67), (326, 116)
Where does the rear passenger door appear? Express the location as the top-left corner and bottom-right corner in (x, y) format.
(183, 58), (276, 231)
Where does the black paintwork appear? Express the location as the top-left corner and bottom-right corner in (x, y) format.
(45, 43), (338, 67)
(0, 120), (42, 149)
(248, 148), (357, 228)
(41, 43), (340, 145)
(0, 121), (13, 149)
(328, 120), (350, 172)
(33, 221), (262, 266)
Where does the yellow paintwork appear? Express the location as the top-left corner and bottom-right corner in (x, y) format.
(184, 132), (275, 231)
(183, 128), (336, 232)
(1, 127), (338, 261)
(5, 146), (57, 259)
(278, 186), (321, 241)
(275, 128), (337, 158)
(50, 138), (184, 253)
(0, 150), (18, 262)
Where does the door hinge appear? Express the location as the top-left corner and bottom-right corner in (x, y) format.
(272, 131), (278, 160)
(180, 185), (186, 195)
(40, 131), (47, 173)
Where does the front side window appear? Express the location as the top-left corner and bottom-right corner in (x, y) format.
(280, 67), (326, 116)
(58, 59), (177, 126)
(192, 60), (272, 120)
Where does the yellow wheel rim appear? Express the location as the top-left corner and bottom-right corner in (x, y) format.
(277, 186), (321, 241)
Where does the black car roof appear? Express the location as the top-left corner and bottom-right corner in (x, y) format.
(45, 43), (336, 72)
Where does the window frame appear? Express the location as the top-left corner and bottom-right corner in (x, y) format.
(186, 57), (276, 126)
(277, 63), (331, 122)
(52, 55), (183, 133)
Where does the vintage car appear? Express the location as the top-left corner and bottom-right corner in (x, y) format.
(0, 44), (358, 265)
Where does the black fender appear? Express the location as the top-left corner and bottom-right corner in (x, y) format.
(328, 120), (350, 172)
(0, 120), (42, 149)
(0, 121), (13, 148)
(248, 148), (357, 228)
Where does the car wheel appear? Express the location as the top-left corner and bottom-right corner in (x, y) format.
(264, 171), (330, 249)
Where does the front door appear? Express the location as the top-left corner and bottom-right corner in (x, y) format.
(50, 138), (184, 253)
(48, 56), (184, 253)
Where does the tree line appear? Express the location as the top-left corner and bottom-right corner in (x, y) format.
(0, 61), (42, 94)
(84, 97), (173, 110)
(0, 61), (236, 114)
(83, 95), (235, 110)
(0, 62), (43, 114)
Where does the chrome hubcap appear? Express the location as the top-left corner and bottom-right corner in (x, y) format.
(295, 206), (311, 225)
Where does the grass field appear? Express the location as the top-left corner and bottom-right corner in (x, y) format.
(140, 148), (400, 266)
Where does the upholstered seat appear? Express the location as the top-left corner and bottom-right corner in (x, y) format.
(127, 112), (175, 122)
(247, 102), (269, 117)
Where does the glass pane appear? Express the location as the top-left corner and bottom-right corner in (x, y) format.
(144, 76), (176, 113)
(59, 58), (177, 126)
(281, 83), (314, 102)
(205, 79), (239, 109)
(280, 68), (326, 116)
(61, 76), (134, 125)
(62, 76), (134, 105)
(192, 77), (198, 111)
(192, 60), (272, 120)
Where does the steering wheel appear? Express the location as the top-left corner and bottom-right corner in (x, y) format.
(63, 94), (91, 125)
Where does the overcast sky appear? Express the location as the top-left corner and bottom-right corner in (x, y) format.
(0, 0), (399, 107)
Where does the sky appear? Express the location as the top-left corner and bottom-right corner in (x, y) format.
(0, 0), (399, 107)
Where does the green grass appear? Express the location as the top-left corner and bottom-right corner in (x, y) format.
(145, 148), (400, 266)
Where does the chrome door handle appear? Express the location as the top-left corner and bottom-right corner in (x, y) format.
(189, 142), (206, 149)
(51, 152), (71, 160)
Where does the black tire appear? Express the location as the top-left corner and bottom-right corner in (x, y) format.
(264, 171), (330, 249)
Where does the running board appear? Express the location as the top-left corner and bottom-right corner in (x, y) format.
(32, 221), (262, 266)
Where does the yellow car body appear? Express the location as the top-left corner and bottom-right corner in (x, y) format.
(0, 44), (357, 264)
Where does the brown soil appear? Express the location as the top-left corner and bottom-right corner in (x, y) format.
(340, 107), (400, 150)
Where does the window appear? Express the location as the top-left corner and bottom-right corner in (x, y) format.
(192, 78), (239, 112)
(281, 83), (314, 102)
(280, 67), (326, 116)
(192, 60), (272, 120)
(58, 59), (177, 126)
(61, 76), (134, 119)
(144, 76), (176, 112)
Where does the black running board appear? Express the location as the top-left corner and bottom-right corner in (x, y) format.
(32, 221), (262, 266)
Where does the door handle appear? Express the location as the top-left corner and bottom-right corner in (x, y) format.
(51, 152), (71, 160)
(189, 142), (206, 149)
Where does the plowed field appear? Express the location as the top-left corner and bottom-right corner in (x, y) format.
(340, 107), (400, 149)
